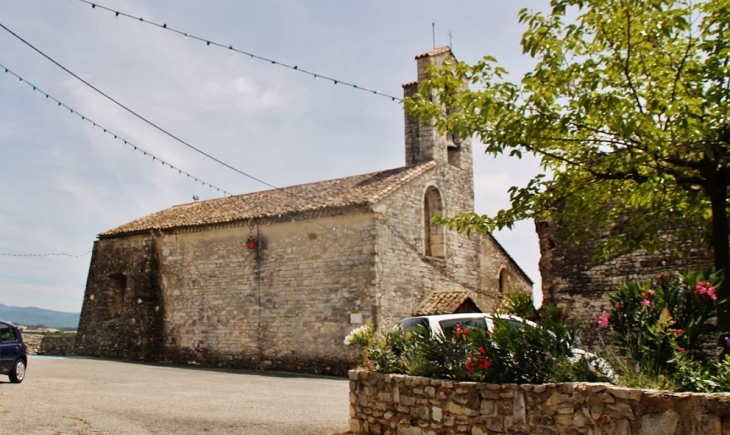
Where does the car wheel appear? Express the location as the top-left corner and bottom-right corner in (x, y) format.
(9, 359), (25, 383)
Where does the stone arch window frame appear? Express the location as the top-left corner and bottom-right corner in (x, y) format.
(498, 267), (510, 294)
(423, 185), (446, 258)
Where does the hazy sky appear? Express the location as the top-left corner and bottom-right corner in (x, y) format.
(0, 0), (545, 313)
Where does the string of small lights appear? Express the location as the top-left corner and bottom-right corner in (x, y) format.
(0, 21), (280, 193)
(1, 61), (372, 236)
(0, 251), (92, 258)
(68, 0), (402, 102)
(0, 63), (233, 196)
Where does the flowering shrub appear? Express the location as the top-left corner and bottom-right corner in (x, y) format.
(344, 322), (374, 347)
(599, 269), (729, 392)
(346, 294), (611, 383)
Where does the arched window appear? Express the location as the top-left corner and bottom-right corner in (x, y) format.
(424, 187), (445, 258)
(499, 268), (509, 294)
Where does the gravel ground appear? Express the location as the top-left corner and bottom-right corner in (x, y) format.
(0, 356), (351, 435)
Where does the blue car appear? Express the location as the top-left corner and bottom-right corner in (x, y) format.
(0, 320), (26, 383)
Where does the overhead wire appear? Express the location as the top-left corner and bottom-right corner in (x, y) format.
(0, 23), (380, 233)
(0, 21), (279, 192)
(69, 0), (402, 102)
(0, 63), (233, 196)
(1, 59), (374, 235)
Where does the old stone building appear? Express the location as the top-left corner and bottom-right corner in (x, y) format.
(75, 47), (532, 376)
(537, 220), (713, 329)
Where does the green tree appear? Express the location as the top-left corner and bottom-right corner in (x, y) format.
(405, 0), (730, 330)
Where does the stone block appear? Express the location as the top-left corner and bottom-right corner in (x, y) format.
(480, 400), (496, 416)
(637, 410), (680, 435)
(484, 416), (504, 432)
(350, 418), (362, 434)
(547, 393), (571, 407)
(607, 403), (635, 421)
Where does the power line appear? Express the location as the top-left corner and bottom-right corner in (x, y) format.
(0, 21), (280, 192)
(68, 0), (402, 102)
(1, 64), (372, 234)
(0, 63), (233, 196)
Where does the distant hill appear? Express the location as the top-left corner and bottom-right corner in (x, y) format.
(0, 304), (80, 330)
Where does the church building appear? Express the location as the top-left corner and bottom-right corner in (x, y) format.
(75, 47), (532, 376)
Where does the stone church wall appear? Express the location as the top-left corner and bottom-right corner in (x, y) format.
(76, 234), (165, 361)
(536, 220), (713, 330)
(153, 211), (377, 375)
(374, 165), (481, 330)
(479, 235), (533, 311)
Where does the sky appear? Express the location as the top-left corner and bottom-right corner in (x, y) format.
(0, 0), (546, 313)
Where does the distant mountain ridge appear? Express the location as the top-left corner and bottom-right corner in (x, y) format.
(0, 304), (80, 329)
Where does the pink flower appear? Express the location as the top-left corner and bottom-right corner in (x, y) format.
(696, 281), (717, 300)
(455, 324), (469, 336)
(648, 289), (655, 296)
(673, 329), (685, 337)
(641, 298), (651, 308)
(614, 302), (621, 309)
(708, 287), (718, 301)
(598, 310), (610, 328)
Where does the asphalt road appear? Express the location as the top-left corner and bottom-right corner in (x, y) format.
(0, 357), (351, 435)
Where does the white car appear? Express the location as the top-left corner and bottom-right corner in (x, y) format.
(398, 313), (535, 337)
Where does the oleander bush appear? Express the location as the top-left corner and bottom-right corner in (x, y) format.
(597, 268), (730, 392)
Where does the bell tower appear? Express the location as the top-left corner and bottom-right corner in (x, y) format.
(402, 46), (472, 174)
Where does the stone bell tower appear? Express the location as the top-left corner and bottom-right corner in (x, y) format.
(402, 46), (473, 176)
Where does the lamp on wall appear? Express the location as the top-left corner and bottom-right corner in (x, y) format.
(246, 235), (257, 250)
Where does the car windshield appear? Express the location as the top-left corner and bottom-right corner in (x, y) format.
(399, 317), (429, 331)
(439, 317), (487, 336)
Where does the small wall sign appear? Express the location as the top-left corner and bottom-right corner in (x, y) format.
(349, 312), (363, 324)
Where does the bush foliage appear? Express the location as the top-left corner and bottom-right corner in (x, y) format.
(346, 293), (610, 384)
(600, 269), (730, 392)
(345, 270), (730, 392)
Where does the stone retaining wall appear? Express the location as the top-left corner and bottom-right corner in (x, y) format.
(40, 335), (77, 356)
(348, 370), (730, 435)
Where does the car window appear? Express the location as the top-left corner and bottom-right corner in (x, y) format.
(0, 324), (17, 342)
(399, 318), (429, 331)
(439, 317), (487, 336)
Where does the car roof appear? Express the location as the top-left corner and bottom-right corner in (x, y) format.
(407, 313), (494, 321)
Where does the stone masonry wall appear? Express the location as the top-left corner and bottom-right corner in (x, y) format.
(374, 164), (482, 330)
(40, 335), (77, 356)
(155, 211), (376, 376)
(349, 370), (730, 435)
(536, 220), (712, 331)
(479, 235), (533, 312)
(76, 234), (165, 361)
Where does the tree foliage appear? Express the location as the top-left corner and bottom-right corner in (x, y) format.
(405, 0), (730, 328)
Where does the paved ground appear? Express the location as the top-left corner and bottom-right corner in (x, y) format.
(0, 357), (351, 435)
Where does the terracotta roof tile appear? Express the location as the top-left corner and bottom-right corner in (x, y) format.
(100, 162), (436, 237)
(415, 46), (452, 59)
(414, 290), (480, 315)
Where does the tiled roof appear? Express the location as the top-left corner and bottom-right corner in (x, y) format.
(415, 46), (452, 59)
(100, 161), (436, 237)
(414, 290), (481, 315)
